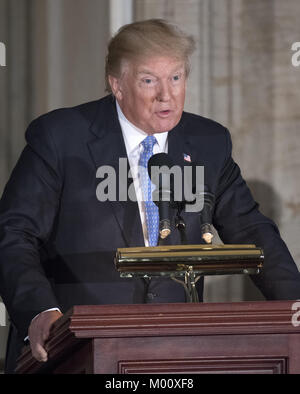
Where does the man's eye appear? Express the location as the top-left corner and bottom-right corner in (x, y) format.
(173, 75), (180, 81)
(143, 78), (153, 84)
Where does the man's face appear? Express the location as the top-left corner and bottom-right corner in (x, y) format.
(109, 56), (187, 134)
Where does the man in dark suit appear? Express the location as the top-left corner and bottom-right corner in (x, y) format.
(1, 19), (300, 373)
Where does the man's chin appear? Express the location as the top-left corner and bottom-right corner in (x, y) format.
(152, 118), (181, 134)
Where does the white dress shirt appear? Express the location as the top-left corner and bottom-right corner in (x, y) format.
(116, 100), (168, 246)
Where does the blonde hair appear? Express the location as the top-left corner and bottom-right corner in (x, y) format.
(105, 19), (195, 92)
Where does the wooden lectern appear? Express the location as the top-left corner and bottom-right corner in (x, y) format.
(16, 300), (300, 374)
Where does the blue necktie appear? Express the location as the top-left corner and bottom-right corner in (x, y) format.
(139, 135), (159, 247)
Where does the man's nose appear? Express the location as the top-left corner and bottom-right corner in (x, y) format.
(157, 81), (171, 102)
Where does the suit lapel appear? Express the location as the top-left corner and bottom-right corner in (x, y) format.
(87, 96), (144, 247)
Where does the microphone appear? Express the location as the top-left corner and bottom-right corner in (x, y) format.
(148, 153), (175, 240)
(180, 160), (215, 243)
(198, 188), (215, 244)
(147, 153), (215, 244)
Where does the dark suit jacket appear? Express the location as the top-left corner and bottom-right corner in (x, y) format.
(1, 94), (300, 372)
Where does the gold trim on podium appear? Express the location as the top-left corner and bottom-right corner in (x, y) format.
(115, 244), (264, 278)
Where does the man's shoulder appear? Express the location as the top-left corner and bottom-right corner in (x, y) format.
(25, 95), (113, 143)
(29, 95), (112, 130)
(182, 111), (229, 138)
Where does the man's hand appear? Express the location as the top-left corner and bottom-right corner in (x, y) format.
(28, 310), (63, 362)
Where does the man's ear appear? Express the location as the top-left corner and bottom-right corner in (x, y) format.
(108, 75), (123, 101)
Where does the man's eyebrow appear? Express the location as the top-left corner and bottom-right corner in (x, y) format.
(136, 70), (156, 76)
(136, 66), (185, 76)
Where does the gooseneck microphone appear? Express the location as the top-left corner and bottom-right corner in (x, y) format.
(148, 153), (175, 240)
(147, 153), (215, 244)
(198, 188), (215, 244)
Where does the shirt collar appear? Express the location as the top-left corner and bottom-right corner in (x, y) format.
(116, 100), (168, 155)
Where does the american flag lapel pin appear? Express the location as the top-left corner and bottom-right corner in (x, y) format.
(183, 153), (192, 162)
